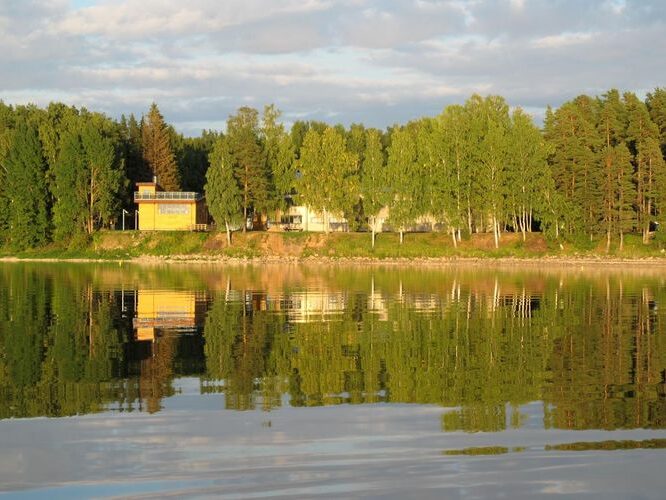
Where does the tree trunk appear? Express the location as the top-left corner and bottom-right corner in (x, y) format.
(467, 199), (472, 235)
(619, 231), (624, 252)
(606, 228), (611, 253)
(89, 174), (95, 234)
(323, 208), (329, 234)
(243, 172), (248, 232)
(370, 216), (376, 249)
(492, 215), (499, 249)
(399, 230), (404, 245)
(225, 221), (232, 246)
(643, 200), (651, 244)
(451, 227), (457, 248)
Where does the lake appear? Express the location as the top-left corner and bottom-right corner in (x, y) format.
(0, 262), (665, 498)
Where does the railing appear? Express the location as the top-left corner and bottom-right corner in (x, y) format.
(192, 224), (208, 232)
(134, 191), (203, 201)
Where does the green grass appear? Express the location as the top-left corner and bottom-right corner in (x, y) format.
(2, 229), (666, 261)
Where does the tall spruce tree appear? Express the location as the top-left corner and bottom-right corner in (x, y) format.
(119, 113), (147, 200)
(4, 121), (49, 249)
(52, 129), (87, 241)
(0, 102), (15, 244)
(141, 103), (180, 190)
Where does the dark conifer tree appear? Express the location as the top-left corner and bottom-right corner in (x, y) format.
(4, 121), (49, 249)
(141, 103), (181, 190)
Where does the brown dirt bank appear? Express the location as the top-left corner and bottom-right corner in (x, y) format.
(3, 255), (666, 268)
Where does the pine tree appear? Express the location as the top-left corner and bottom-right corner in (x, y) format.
(206, 136), (242, 245)
(624, 92), (664, 243)
(141, 103), (180, 190)
(4, 121), (49, 249)
(646, 88), (666, 156)
(543, 97), (601, 238)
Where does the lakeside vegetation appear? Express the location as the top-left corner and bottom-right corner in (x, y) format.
(2, 230), (666, 261)
(1, 88), (666, 256)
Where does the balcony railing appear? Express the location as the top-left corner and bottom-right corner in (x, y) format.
(134, 191), (203, 201)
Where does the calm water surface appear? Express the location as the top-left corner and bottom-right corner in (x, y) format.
(0, 262), (665, 498)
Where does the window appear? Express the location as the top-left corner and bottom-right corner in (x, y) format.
(159, 204), (190, 215)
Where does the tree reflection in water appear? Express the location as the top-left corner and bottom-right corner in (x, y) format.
(0, 263), (664, 432)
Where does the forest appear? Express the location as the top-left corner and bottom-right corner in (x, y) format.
(1, 88), (666, 251)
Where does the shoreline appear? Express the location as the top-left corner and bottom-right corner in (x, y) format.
(2, 254), (666, 266)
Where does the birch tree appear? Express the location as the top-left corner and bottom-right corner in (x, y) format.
(206, 136), (242, 245)
(386, 126), (419, 244)
(360, 128), (387, 248)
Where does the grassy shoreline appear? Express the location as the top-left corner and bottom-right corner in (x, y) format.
(1, 230), (666, 265)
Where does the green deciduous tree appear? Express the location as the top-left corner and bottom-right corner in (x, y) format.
(227, 107), (268, 230)
(386, 126), (419, 244)
(507, 108), (553, 240)
(206, 136), (242, 245)
(360, 128), (387, 248)
(297, 126), (358, 233)
(261, 105), (295, 214)
(81, 122), (123, 233)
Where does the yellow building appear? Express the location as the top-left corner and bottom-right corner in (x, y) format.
(135, 180), (209, 231)
(133, 289), (208, 341)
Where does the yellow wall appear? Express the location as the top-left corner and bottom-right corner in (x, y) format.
(138, 184), (156, 195)
(134, 290), (196, 341)
(137, 202), (197, 230)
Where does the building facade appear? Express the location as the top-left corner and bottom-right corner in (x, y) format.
(135, 180), (209, 231)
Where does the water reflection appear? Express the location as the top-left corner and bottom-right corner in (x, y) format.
(0, 263), (665, 432)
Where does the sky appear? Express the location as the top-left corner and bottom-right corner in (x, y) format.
(0, 0), (664, 135)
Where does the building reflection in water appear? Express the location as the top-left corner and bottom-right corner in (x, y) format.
(128, 289), (209, 412)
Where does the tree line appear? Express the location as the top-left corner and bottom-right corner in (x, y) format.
(1, 89), (666, 250)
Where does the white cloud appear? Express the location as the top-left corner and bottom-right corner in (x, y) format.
(531, 32), (596, 49)
(0, 0), (664, 133)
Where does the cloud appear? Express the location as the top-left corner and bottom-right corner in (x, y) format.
(0, 0), (664, 134)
